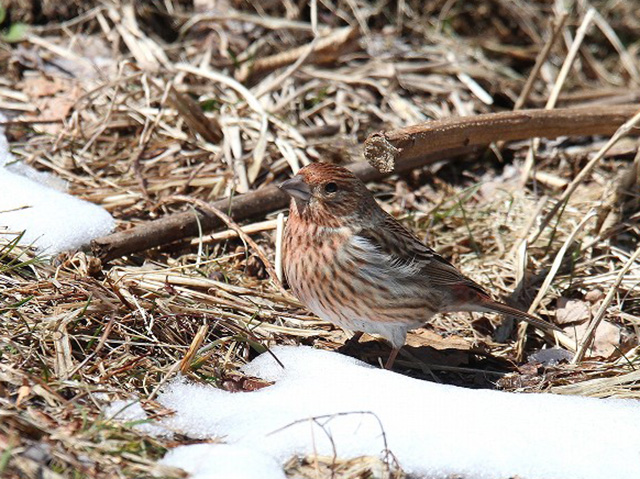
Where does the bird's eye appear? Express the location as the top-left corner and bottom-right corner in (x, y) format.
(324, 182), (338, 193)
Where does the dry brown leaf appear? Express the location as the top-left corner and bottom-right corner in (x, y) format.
(556, 297), (591, 325)
(21, 76), (67, 98)
(565, 321), (621, 358)
(406, 329), (474, 351)
(585, 289), (605, 303)
(27, 81), (83, 135)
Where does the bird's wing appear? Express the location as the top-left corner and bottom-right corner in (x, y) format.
(351, 213), (487, 294)
(349, 214), (562, 332)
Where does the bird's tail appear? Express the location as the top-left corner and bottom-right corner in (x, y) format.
(478, 299), (562, 333)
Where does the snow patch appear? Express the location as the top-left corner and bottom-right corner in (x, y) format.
(104, 400), (171, 437)
(147, 346), (640, 479)
(0, 116), (114, 255)
(161, 444), (287, 479)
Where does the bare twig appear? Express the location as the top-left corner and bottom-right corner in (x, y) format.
(515, 210), (597, 360)
(168, 195), (286, 295)
(188, 219), (279, 245)
(528, 108), (640, 244)
(166, 85), (223, 143)
(547, 9), (596, 110)
(520, 8), (596, 183)
(236, 26), (360, 83)
(514, 13), (568, 110)
(176, 63), (269, 184)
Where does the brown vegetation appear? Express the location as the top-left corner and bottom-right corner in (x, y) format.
(1, 0), (639, 477)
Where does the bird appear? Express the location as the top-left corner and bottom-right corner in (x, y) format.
(279, 162), (559, 369)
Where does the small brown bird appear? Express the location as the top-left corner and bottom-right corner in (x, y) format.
(280, 162), (558, 369)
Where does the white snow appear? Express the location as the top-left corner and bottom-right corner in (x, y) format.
(104, 400), (171, 437)
(0, 117), (114, 255)
(161, 444), (287, 479)
(149, 346), (640, 479)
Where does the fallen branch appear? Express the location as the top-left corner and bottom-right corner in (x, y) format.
(363, 105), (639, 172)
(92, 105), (639, 261)
(92, 179), (289, 261)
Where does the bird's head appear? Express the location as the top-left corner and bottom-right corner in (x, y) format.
(279, 162), (377, 227)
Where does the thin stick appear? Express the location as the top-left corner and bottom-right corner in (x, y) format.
(515, 210), (597, 359)
(572, 247), (640, 364)
(0, 119), (65, 126)
(188, 219), (278, 245)
(253, 36), (320, 99)
(236, 26), (359, 84)
(520, 8), (596, 184)
(547, 8), (596, 110)
(530, 213), (596, 315)
(166, 85), (223, 143)
(169, 195), (286, 295)
(179, 9), (327, 36)
(528, 108), (640, 244)
(591, 9), (640, 84)
(176, 63), (268, 184)
(514, 13), (568, 110)
(252, 0), (321, 99)
(509, 195), (548, 258)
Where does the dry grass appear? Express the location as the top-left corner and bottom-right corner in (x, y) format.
(1, 0), (640, 477)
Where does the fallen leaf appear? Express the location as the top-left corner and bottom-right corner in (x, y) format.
(407, 329), (474, 351)
(28, 82), (83, 135)
(585, 289), (605, 303)
(556, 297), (591, 325)
(221, 374), (273, 392)
(565, 321), (621, 358)
(21, 76), (67, 98)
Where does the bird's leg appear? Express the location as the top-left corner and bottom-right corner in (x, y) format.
(384, 347), (400, 370)
(341, 331), (364, 353)
(345, 331), (363, 347)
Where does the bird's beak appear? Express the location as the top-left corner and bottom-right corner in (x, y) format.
(279, 175), (311, 202)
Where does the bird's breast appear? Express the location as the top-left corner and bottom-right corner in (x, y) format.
(283, 217), (442, 344)
(283, 219), (351, 296)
